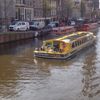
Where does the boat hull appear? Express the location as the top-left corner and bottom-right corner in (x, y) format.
(34, 38), (95, 60)
(34, 51), (76, 60)
(52, 26), (75, 35)
(76, 23), (98, 31)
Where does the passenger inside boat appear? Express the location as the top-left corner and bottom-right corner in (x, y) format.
(41, 41), (65, 53)
(53, 41), (65, 52)
(42, 42), (53, 52)
(53, 41), (60, 52)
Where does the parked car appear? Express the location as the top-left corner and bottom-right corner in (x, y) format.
(47, 21), (59, 28)
(9, 21), (29, 31)
(70, 21), (76, 26)
(29, 20), (45, 30)
(34, 25), (52, 37)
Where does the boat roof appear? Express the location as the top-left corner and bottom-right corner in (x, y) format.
(44, 31), (94, 43)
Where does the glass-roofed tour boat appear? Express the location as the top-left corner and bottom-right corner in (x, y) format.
(33, 31), (96, 60)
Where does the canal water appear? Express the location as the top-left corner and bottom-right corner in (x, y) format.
(0, 29), (100, 100)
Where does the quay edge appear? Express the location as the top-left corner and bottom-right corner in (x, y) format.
(0, 31), (35, 44)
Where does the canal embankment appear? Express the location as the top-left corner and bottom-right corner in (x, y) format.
(0, 31), (35, 44)
(0, 23), (99, 44)
(0, 27), (53, 44)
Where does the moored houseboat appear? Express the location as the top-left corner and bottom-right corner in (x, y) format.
(77, 23), (98, 31)
(75, 19), (98, 31)
(52, 26), (75, 35)
(33, 31), (96, 59)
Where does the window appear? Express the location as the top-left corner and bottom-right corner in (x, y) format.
(72, 42), (75, 48)
(45, 42), (52, 48)
(22, 22), (25, 25)
(80, 40), (82, 45)
(18, 23), (22, 26)
(23, 0), (26, 4)
(77, 41), (80, 45)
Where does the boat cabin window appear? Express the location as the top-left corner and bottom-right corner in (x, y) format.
(74, 41), (78, 47)
(72, 39), (82, 48)
(72, 36), (91, 48)
(72, 42), (75, 48)
(44, 41), (65, 52)
(53, 41), (66, 52)
(45, 42), (52, 48)
(87, 35), (93, 40)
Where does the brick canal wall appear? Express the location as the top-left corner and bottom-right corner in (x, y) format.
(0, 31), (35, 44)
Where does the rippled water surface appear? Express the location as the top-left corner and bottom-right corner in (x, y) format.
(0, 29), (100, 100)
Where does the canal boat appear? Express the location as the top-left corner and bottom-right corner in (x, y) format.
(33, 31), (96, 59)
(75, 18), (98, 31)
(77, 23), (98, 31)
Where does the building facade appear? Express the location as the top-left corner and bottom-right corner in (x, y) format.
(72, 0), (100, 19)
(50, 0), (57, 17)
(15, 0), (34, 21)
(33, 0), (43, 18)
(0, 0), (34, 26)
(0, 0), (59, 25)
(84, 0), (99, 19)
(72, 0), (81, 18)
(33, 0), (57, 18)
(92, 0), (99, 9)
(0, 0), (15, 25)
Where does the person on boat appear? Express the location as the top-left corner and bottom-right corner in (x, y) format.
(48, 47), (53, 52)
(41, 46), (45, 51)
(59, 43), (65, 53)
(54, 44), (59, 52)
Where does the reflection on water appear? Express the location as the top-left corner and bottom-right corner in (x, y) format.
(81, 29), (100, 100)
(0, 30), (100, 100)
(82, 49), (100, 98)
